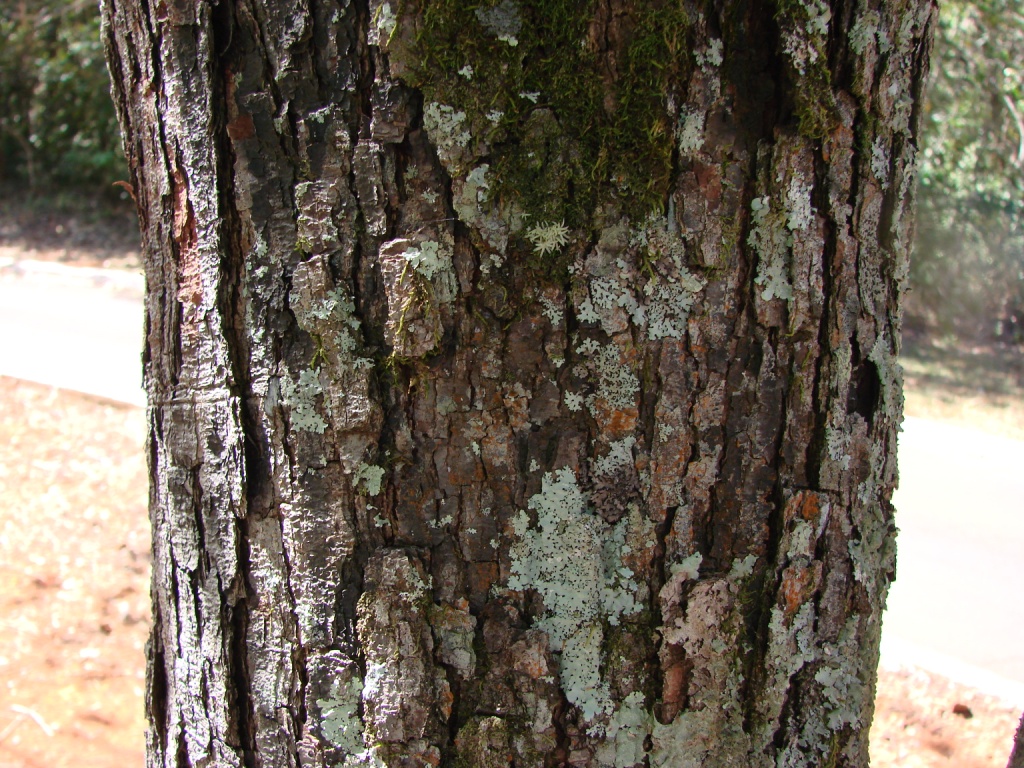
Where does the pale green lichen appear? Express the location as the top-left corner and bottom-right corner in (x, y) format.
(785, 177), (814, 231)
(526, 220), (571, 255)
(586, 345), (640, 416)
(286, 368), (328, 433)
(592, 436), (636, 477)
(772, 616), (867, 762)
(372, 1), (396, 45)
(403, 239), (450, 280)
(509, 468), (599, 649)
(538, 295), (563, 325)
(474, 0), (521, 47)
(849, 10), (881, 55)
(630, 215), (705, 339)
(825, 423), (852, 470)
(696, 38), (724, 69)
(293, 286), (373, 371)
(867, 331), (903, 416)
(600, 509), (645, 623)
(507, 468), (643, 723)
(458, 165), (491, 217)
(354, 463), (386, 496)
(317, 675), (365, 755)
(577, 297), (600, 324)
(676, 108), (706, 155)
(452, 164), (518, 259)
(781, 0), (831, 76)
(564, 391), (583, 412)
(749, 196), (795, 302)
(560, 621), (610, 723)
(595, 691), (653, 767)
(672, 552), (703, 581)
(422, 102), (471, 170)
(644, 278), (702, 340)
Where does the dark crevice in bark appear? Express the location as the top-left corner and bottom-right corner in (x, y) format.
(355, 3), (377, 141)
(229, 587), (259, 766)
(848, 358), (880, 425)
(807, 148), (838, 490)
(745, 1), (787, 139)
(213, 21), (261, 751)
(147, 607), (170, 753)
(771, 674), (800, 751)
(828, 0), (858, 85)
(174, 725), (189, 768)
(637, 343), (662, 471)
(739, 562), (771, 733)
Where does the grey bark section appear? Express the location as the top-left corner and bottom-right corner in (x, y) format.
(101, 0), (934, 766)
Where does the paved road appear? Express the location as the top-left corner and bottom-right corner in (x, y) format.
(883, 417), (1024, 704)
(0, 259), (145, 407)
(1, 259), (1022, 704)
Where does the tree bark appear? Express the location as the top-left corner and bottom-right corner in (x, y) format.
(101, 0), (934, 765)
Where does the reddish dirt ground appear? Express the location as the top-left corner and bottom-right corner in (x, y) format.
(0, 376), (1021, 766)
(0, 378), (149, 767)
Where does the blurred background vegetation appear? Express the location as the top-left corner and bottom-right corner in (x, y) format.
(0, 0), (125, 194)
(914, 0), (1024, 342)
(2, 0), (1024, 345)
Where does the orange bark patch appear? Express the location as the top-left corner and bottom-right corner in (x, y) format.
(779, 561), (823, 619)
(588, 403), (640, 438)
(226, 113), (255, 141)
(468, 563), (498, 606)
(171, 165), (201, 307)
(783, 489), (826, 527)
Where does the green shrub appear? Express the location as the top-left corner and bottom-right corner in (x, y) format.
(0, 0), (126, 192)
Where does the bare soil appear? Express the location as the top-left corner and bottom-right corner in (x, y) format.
(0, 378), (149, 767)
(0, 192), (141, 271)
(902, 333), (1024, 441)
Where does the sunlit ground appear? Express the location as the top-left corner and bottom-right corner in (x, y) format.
(902, 335), (1024, 440)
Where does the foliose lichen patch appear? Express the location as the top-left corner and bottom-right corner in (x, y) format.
(506, 468), (645, 724)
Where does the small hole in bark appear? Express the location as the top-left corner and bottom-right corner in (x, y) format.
(847, 359), (880, 424)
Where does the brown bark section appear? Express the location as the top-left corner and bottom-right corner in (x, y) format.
(102, 0), (934, 766)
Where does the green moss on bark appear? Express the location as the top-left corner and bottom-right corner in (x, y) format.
(399, 0), (691, 228)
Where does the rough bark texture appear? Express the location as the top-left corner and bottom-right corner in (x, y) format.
(101, 0), (934, 766)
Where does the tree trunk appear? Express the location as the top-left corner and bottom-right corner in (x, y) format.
(101, 0), (934, 765)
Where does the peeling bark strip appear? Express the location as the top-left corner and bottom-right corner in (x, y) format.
(101, 0), (934, 765)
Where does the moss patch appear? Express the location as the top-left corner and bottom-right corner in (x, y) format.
(772, 0), (841, 138)
(401, 0), (691, 228)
